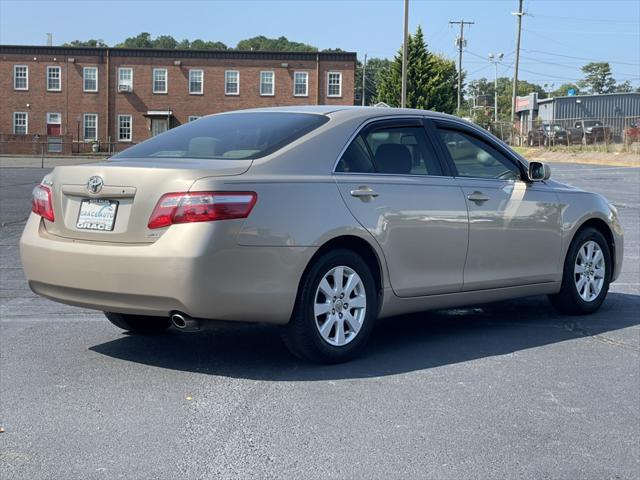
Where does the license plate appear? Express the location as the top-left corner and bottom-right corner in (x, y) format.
(76, 199), (119, 231)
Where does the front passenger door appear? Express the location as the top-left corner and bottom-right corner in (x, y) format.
(434, 123), (562, 291)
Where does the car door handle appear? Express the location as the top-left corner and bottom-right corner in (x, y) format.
(350, 187), (379, 198)
(467, 191), (490, 204)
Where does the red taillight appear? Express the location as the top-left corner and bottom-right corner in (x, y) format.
(32, 184), (55, 222)
(148, 191), (257, 229)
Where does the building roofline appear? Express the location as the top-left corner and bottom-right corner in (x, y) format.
(538, 91), (640, 103)
(0, 44), (357, 62)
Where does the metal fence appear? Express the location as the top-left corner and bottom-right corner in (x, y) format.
(0, 134), (136, 156)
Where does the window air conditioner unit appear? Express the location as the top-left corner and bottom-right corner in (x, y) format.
(118, 84), (132, 93)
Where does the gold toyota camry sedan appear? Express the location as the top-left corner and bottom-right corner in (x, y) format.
(20, 107), (624, 363)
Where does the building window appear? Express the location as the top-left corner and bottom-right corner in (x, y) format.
(47, 66), (61, 91)
(260, 71), (275, 96)
(14, 65), (28, 90)
(153, 68), (168, 93)
(13, 112), (28, 135)
(293, 71), (308, 97)
(118, 67), (133, 90)
(47, 112), (61, 124)
(83, 67), (98, 92)
(189, 69), (203, 94)
(327, 72), (342, 97)
(225, 70), (239, 95)
(187, 116), (200, 122)
(117, 115), (132, 142)
(83, 114), (98, 141)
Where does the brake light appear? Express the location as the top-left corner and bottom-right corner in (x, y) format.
(32, 184), (55, 222)
(148, 191), (257, 229)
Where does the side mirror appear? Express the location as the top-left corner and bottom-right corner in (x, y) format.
(528, 161), (551, 182)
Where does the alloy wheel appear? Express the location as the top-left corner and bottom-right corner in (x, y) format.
(314, 265), (367, 347)
(574, 240), (605, 302)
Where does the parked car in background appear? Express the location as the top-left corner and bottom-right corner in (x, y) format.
(20, 107), (624, 363)
(527, 123), (574, 146)
(574, 120), (612, 144)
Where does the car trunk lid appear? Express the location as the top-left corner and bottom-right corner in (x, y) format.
(43, 158), (252, 243)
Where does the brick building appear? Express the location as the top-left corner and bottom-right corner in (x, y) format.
(0, 45), (356, 154)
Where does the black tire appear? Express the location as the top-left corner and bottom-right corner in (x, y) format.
(104, 312), (172, 334)
(548, 227), (611, 315)
(282, 249), (378, 364)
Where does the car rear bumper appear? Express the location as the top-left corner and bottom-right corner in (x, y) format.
(20, 214), (314, 324)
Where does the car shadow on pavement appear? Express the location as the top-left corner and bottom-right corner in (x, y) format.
(90, 292), (640, 381)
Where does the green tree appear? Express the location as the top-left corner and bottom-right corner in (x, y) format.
(116, 32), (154, 48)
(62, 39), (107, 47)
(190, 39), (227, 50)
(465, 77), (547, 120)
(375, 26), (457, 113)
(153, 35), (178, 49)
(235, 35), (317, 52)
(614, 80), (633, 93)
(579, 62), (616, 94)
(354, 57), (392, 105)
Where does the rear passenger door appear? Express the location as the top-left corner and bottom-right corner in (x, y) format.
(334, 118), (469, 297)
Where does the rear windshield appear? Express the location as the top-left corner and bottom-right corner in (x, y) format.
(112, 112), (328, 160)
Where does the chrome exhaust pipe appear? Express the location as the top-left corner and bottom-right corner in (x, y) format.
(171, 312), (201, 332)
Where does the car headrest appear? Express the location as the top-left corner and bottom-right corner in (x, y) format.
(188, 137), (220, 157)
(373, 144), (412, 174)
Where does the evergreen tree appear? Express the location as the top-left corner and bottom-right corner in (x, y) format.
(375, 26), (458, 113)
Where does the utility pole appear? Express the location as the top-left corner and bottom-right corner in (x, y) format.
(489, 53), (504, 123)
(511, 0), (524, 124)
(449, 19), (474, 114)
(362, 53), (367, 106)
(401, 0), (409, 108)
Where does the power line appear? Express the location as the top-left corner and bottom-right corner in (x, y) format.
(522, 49), (639, 67)
(527, 13), (640, 25)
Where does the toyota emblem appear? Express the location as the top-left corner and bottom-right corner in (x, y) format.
(87, 176), (104, 194)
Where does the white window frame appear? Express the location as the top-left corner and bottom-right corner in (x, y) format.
(83, 113), (98, 141)
(117, 114), (132, 142)
(83, 66), (98, 92)
(327, 71), (342, 97)
(118, 67), (133, 89)
(189, 69), (203, 95)
(13, 112), (28, 135)
(46, 66), (61, 91)
(260, 71), (275, 96)
(14, 65), (28, 90)
(187, 115), (200, 122)
(225, 70), (239, 95)
(152, 68), (168, 94)
(293, 71), (308, 97)
(47, 112), (62, 125)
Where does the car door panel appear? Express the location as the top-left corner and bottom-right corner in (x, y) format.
(336, 175), (468, 296)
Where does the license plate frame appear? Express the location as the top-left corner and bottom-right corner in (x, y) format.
(76, 199), (119, 231)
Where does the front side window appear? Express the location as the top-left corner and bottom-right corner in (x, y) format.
(14, 65), (28, 90)
(336, 123), (442, 176)
(47, 66), (61, 91)
(83, 114), (98, 141)
(153, 68), (168, 93)
(189, 69), (203, 94)
(294, 71), (308, 96)
(327, 72), (342, 97)
(225, 70), (239, 95)
(118, 67), (133, 88)
(113, 112), (328, 161)
(83, 67), (98, 92)
(260, 71), (274, 96)
(437, 128), (520, 180)
(118, 115), (132, 142)
(13, 112), (28, 135)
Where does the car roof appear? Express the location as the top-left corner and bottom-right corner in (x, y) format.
(225, 105), (459, 122)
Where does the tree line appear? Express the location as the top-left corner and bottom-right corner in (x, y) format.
(63, 31), (638, 119)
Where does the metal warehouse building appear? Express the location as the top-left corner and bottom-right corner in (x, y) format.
(516, 92), (640, 139)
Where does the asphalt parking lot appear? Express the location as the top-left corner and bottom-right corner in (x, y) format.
(1, 162), (639, 479)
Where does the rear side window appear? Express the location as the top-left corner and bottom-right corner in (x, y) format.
(336, 124), (443, 176)
(113, 112), (328, 160)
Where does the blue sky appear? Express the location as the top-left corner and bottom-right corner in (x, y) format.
(1, 0), (638, 89)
